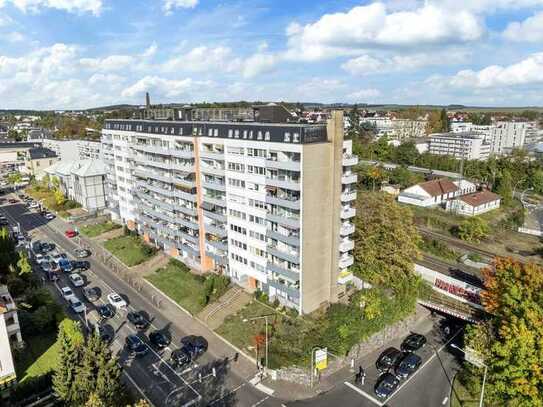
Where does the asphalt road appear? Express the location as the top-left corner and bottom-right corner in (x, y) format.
(1, 197), (275, 407)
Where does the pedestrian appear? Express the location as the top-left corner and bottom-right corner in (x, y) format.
(234, 352), (239, 362)
(354, 372), (361, 384)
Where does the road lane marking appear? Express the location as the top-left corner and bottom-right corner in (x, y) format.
(442, 396), (449, 404)
(344, 382), (383, 406)
(208, 383), (246, 406)
(251, 396), (270, 406)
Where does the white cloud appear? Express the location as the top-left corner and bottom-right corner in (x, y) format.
(0, 14), (13, 26)
(342, 50), (470, 75)
(80, 55), (134, 71)
(6, 31), (24, 42)
(503, 12), (543, 42)
(0, 0), (103, 15)
(285, 2), (483, 61)
(242, 53), (277, 78)
(163, 46), (236, 73)
(122, 75), (211, 99)
(433, 53), (543, 88)
(141, 43), (158, 58)
(163, 0), (198, 14)
(88, 73), (124, 86)
(347, 89), (381, 101)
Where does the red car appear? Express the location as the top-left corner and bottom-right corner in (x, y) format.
(64, 229), (77, 238)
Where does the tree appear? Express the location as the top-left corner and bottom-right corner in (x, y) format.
(439, 108), (450, 132)
(495, 170), (513, 206)
(16, 252), (32, 276)
(531, 169), (543, 194)
(456, 217), (490, 243)
(392, 142), (419, 166)
(353, 192), (421, 284)
(54, 188), (66, 207)
(7, 172), (22, 185)
(465, 258), (543, 406)
(53, 319), (85, 404)
(85, 393), (106, 407)
(127, 400), (152, 407)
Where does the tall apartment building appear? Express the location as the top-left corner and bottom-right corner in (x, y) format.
(450, 122), (492, 141)
(38, 139), (101, 161)
(490, 121), (530, 155)
(429, 132), (491, 160)
(102, 111), (358, 314)
(360, 117), (428, 141)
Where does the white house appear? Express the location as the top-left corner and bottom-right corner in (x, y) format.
(398, 178), (476, 207)
(446, 190), (501, 216)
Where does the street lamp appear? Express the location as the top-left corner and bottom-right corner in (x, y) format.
(450, 343), (488, 407)
(243, 314), (273, 372)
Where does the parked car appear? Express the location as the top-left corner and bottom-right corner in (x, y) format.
(97, 304), (115, 319)
(83, 287), (100, 302)
(401, 333), (427, 353)
(64, 229), (77, 238)
(36, 254), (51, 265)
(58, 258), (74, 273)
(97, 324), (114, 344)
(180, 335), (208, 360)
(51, 252), (67, 264)
(40, 261), (55, 273)
(71, 260), (90, 271)
(0, 218), (8, 226)
(107, 293), (127, 309)
(125, 335), (148, 358)
(376, 347), (403, 372)
(69, 273), (85, 287)
(41, 242), (55, 252)
(127, 311), (149, 330)
(29, 201), (39, 209)
(171, 347), (192, 369)
(8, 198), (17, 204)
(395, 352), (422, 379)
(44, 212), (55, 220)
(69, 297), (86, 314)
(74, 248), (90, 258)
(374, 372), (400, 399)
(61, 286), (75, 301)
(149, 331), (171, 350)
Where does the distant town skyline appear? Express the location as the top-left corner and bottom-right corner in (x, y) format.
(1, 0), (543, 109)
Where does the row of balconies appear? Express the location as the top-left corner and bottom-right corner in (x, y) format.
(342, 171), (358, 185)
(340, 205), (356, 219)
(342, 153), (359, 167)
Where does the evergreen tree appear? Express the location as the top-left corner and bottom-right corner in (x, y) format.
(496, 169), (513, 206)
(94, 336), (123, 406)
(52, 320), (84, 404)
(73, 333), (102, 405)
(85, 393), (106, 407)
(440, 108), (450, 132)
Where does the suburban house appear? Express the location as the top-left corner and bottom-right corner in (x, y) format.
(23, 147), (59, 178)
(446, 190), (501, 216)
(45, 159), (107, 212)
(398, 178), (476, 207)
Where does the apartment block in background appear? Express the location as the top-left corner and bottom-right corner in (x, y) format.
(101, 110), (358, 314)
(0, 285), (22, 397)
(429, 132), (491, 160)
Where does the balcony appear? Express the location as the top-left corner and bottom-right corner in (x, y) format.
(201, 180), (226, 192)
(339, 255), (354, 269)
(200, 165), (225, 177)
(133, 144), (170, 156)
(338, 270), (354, 285)
(266, 229), (300, 247)
(206, 250), (228, 265)
(200, 150), (224, 160)
(268, 244), (300, 265)
(341, 191), (357, 202)
(266, 176), (301, 191)
(267, 213), (300, 229)
(266, 158), (301, 172)
(342, 172), (358, 184)
(203, 209), (227, 223)
(342, 154), (359, 167)
(268, 280), (300, 299)
(339, 238), (355, 252)
(265, 194), (301, 210)
(341, 206), (356, 219)
(171, 148), (194, 159)
(206, 239), (228, 252)
(173, 188), (197, 202)
(202, 195), (227, 207)
(204, 223), (227, 238)
(267, 262), (300, 281)
(142, 159), (172, 171)
(340, 222), (355, 236)
(173, 176), (196, 189)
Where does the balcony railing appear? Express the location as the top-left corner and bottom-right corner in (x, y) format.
(267, 262), (300, 281)
(342, 173), (358, 184)
(266, 176), (301, 191)
(339, 239), (355, 252)
(204, 223), (227, 238)
(266, 229), (300, 247)
(268, 244), (300, 265)
(339, 255), (354, 269)
(341, 191), (357, 202)
(200, 165), (225, 176)
(266, 158), (301, 172)
(340, 207), (356, 219)
(265, 194), (301, 210)
(200, 150), (225, 160)
(342, 154), (359, 167)
(268, 280), (300, 299)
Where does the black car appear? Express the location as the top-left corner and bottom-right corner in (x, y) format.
(41, 242), (55, 252)
(0, 219), (8, 226)
(71, 260), (90, 271)
(149, 331), (171, 350)
(171, 348), (192, 369)
(97, 304), (115, 319)
(395, 352), (422, 379)
(125, 335), (148, 357)
(180, 335), (208, 359)
(127, 311), (149, 330)
(83, 287), (100, 302)
(400, 333), (427, 352)
(376, 347), (403, 372)
(97, 325), (114, 344)
(374, 372), (400, 399)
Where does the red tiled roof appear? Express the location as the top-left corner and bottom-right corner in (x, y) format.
(418, 178), (458, 197)
(459, 190), (500, 207)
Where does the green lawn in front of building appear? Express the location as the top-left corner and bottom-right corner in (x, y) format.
(14, 331), (59, 385)
(103, 235), (157, 267)
(80, 221), (121, 237)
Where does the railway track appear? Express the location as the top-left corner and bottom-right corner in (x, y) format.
(418, 227), (498, 259)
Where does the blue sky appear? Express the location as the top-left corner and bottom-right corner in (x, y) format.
(1, 0), (543, 109)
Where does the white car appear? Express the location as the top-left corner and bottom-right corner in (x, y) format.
(44, 213), (55, 220)
(69, 273), (85, 287)
(107, 293), (127, 309)
(60, 286), (75, 301)
(51, 252), (67, 264)
(35, 254), (51, 265)
(29, 202), (39, 209)
(68, 296), (86, 313)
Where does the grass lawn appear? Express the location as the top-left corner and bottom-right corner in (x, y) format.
(450, 374), (483, 407)
(14, 331), (59, 385)
(25, 185), (80, 214)
(104, 235), (157, 267)
(145, 261), (208, 314)
(80, 221), (121, 237)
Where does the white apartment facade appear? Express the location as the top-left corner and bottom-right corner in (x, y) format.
(101, 112), (358, 314)
(0, 285), (22, 397)
(450, 122), (493, 141)
(429, 132), (491, 160)
(37, 139), (101, 161)
(360, 117), (428, 141)
(490, 121), (533, 155)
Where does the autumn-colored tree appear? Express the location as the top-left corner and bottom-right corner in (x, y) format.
(353, 192), (421, 285)
(465, 258), (543, 406)
(54, 188), (66, 207)
(456, 217), (490, 243)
